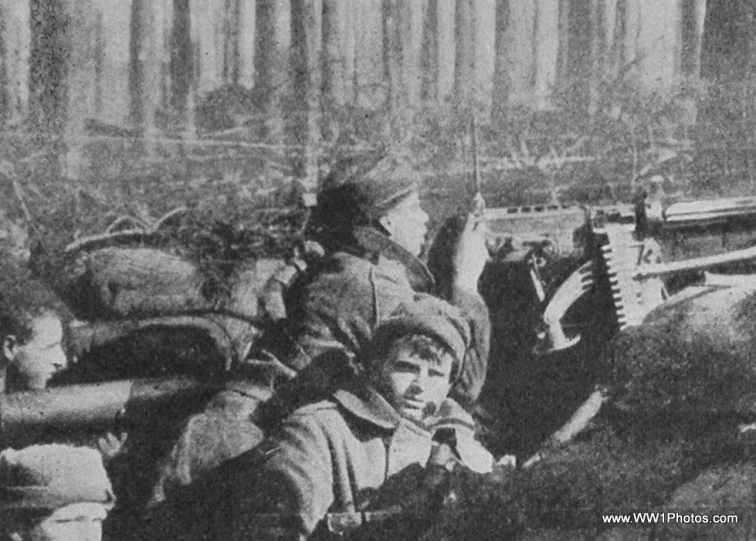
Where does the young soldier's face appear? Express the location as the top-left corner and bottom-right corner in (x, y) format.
(376, 344), (453, 422)
(4, 313), (67, 390)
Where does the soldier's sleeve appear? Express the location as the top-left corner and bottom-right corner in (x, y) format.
(256, 264), (416, 428)
(448, 285), (491, 409)
(230, 412), (336, 540)
(425, 214), (492, 409)
(277, 259), (414, 372)
(430, 398), (494, 473)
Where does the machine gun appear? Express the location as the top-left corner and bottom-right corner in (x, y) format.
(483, 195), (756, 339)
(480, 195), (756, 458)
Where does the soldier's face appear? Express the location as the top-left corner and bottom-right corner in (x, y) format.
(375, 345), (453, 422)
(4, 313), (67, 390)
(26, 503), (109, 541)
(379, 191), (429, 256)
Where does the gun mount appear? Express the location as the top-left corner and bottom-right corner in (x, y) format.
(479, 195), (756, 458)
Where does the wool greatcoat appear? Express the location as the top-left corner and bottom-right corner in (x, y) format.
(227, 381), (491, 540)
(150, 225), (491, 512)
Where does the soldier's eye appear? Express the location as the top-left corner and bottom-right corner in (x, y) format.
(393, 361), (420, 374)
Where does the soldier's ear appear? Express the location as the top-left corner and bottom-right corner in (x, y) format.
(3, 335), (18, 361)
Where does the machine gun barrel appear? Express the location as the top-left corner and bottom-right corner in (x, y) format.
(0, 377), (219, 447)
(661, 197), (756, 229)
(634, 244), (756, 279)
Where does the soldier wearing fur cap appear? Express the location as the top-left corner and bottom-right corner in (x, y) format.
(226, 297), (493, 540)
(261, 151), (491, 417)
(0, 444), (115, 541)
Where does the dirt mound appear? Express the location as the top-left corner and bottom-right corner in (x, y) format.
(608, 286), (756, 418)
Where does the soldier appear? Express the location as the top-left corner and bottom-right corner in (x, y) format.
(0, 444), (115, 541)
(0, 277), (68, 393)
(150, 152), (491, 510)
(260, 151), (490, 416)
(226, 297), (492, 540)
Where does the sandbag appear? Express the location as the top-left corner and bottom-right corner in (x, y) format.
(63, 247), (270, 319)
(607, 285), (756, 418)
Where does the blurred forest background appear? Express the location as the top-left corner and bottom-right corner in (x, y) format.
(0, 0), (751, 257)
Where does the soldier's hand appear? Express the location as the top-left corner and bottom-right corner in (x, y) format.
(451, 213), (489, 292)
(98, 431), (128, 462)
(496, 454), (517, 468)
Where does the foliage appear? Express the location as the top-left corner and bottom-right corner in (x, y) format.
(0, 66), (751, 277)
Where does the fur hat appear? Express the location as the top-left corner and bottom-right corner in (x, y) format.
(315, 152), (420, 227)
(372, 295), (472, 367)
(0, 444), (115, 511)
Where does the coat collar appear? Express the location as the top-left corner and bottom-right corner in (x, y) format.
(331, 382), (431, 436)
(343, 227), (435, 293)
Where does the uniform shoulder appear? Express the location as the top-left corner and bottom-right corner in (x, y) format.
(298, 251), (373, 288)
(287, 398), (340, 419)
(279, 399), (347, 440)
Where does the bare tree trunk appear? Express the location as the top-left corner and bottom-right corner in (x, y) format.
(420, 0), (437, 103)
(384, 0), (427, 139)
(61, 0), (100, 179)
(634, 0), (678, 93)
(29, 0), (66, 144)
(622, 0), (641, 70)
(383, 0), (403, 138)
(0, 0), (31, 126)
(588, 0), (606, 115)
(663, 2), (683, 91)
(499, 0), (536, 108)
(454, 0), (474, 110)
(556, 0), (571, 84)
(344, 0), (380, 110)
(566, 0), (592, 116)
(172, 0), (192, 130)
(256, 0), (291, 143)
(534, 0), (560, 111)
(223, 0), (240, 83)
(323, 0), (351, 145)
(353, 0), (382, 110)
(95, 0), (132, 127)
(342, 0), (356, 106)
(492, 0), (509, 123)
(238, 0), (256, 88)
(159, 1), (173, 112)
(323, 0), (349, 106)
(681, 0), (707, 77)
(436, 0), (456, 103)
(679, 0), (707, 124)
(131, 0), (167, 158)
(472, 0), (496, 120)
(291, 0), (322, 193)
(403, 0), (427, 112)
(192, 0), (224, 94)
(0, 1), (12, 125)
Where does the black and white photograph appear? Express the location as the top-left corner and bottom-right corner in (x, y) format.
(0, 1), (753, 539)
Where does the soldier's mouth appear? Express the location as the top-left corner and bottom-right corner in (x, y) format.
(400, 399), (425, 411)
